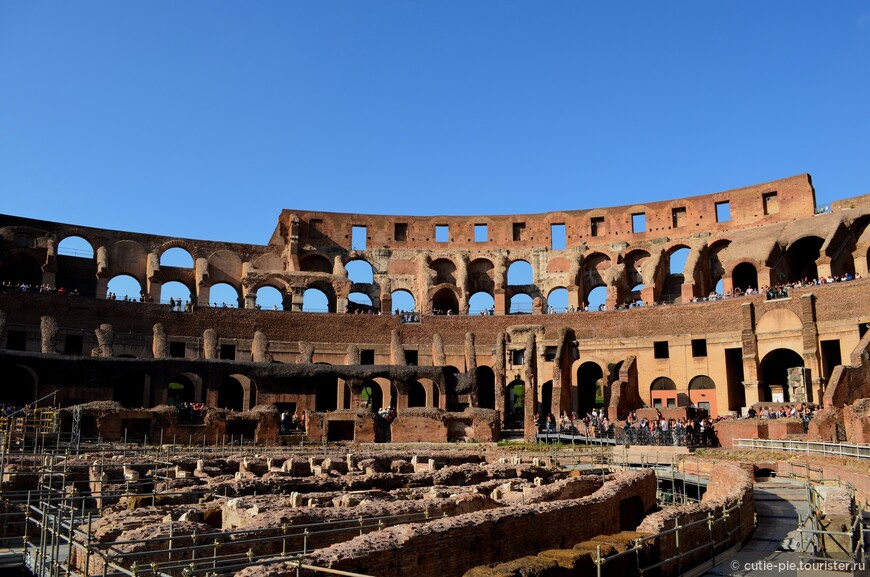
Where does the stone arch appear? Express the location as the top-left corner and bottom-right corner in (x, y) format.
(56, 235), (98, 297)
(305, 280), (336, 313)
(468, 291), (494, 315)
(361, 378), (385, 412)
(546, 287), (568, 312)
(759, 348), (804, 403)
(299, 254), (332, 273)
(206, 250), (243, 285)
(391, 289), (416, 312)
(650, 376), (678, 409)
(780, 235), (825, 283)
(168, 373), (202, 405)
(107, 274), (143, 300)
(506, 379), (525, 428)
(708, 239), (732, 293)
(756, 308), (803, 335)
(0, 252), (43, 286)
(476, 366), (495, 409)
(57, 234), (96, 258)
(430, 258), (457, 286)
(467, 258), (495, 293)
(107, 240), (148, 280)
(431, 286), (459, 314)
(210, 282), (242, 308)
(418, 377), (441, 409)
(345, 258), (375, 284)
(408, 381), (426, 408)
(111, 367), (148, 408)
(688, 375), (716, 416)
(161, 280), (193, 306)
(582, 252), (611, 304)
(156, 240), (197, 265)
(217, 374), (255, 412)
(507, 259), (533, 286)
(2, 365), (37, 406)
(732, 262), (759, 292)
(576, 361), (604, 415)
(660, 245), (690, 303)
(509, 293), (533, 314)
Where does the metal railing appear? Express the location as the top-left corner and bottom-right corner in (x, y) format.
(734, 438), (870, 460)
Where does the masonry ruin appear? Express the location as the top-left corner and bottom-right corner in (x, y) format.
(2, 173), (870, 575)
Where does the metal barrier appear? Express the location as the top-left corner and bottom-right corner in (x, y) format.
(734, 438), (870, 460)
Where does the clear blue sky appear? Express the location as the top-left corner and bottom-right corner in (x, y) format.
(2, 2), (870, 247)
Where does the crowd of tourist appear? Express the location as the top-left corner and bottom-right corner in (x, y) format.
(396, 309), (421, 323)
(745, 403), (816, 432)
(176, 402), (206, 424)
(2, 281), (80, 296)
(376, 406), (397, 423)
(279, 410), (305, 433)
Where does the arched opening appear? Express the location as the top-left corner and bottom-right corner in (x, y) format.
(390, 384), (399, 410)
(0, 253), (42, 287)
(509, 293), (533, 314)
(210, 283), (241, 308)
(650, 376), (677, 409)
(577, 362), (604, 415)
(2, 365), (37, 406)
(343, 383), (352, 409)
(468, 259), (495, 294)
(662, 247), (690, 303)
(303, 288), (329, 312)
(162, 281), (192, 307)
(408, 381), (426, 408)
(507, 260), (533, 285)
(218, 376), (245, 412)
(628, 283), (644, 306)
(391, 290), (416, 313)
(313, 374), (339, 412)
(431, 287), (459, 315)
(160, 247), (194, 268)
(586, 286), (607, 310)
(688, 375), (716, 416)
(56, 236), (97, 297)
(732, 262), (759, 292)
(714, 279), (724, 294)
(782, 236), (824, 283)
(346, 259), (375, 284)
(361, 381), (383, 413)
(507, 380), (525, 428)
(106, 275), (142, 301)
(430, 259), (457, 285)
(254, 286), (283, 310)
(57, 236), (94, 259)
(541, 380), (553, 417)
(468, 291), (495, 315)
(300, 254), (332, 273)
(708, 240), (731, 293)
(348, 292), (373, 306)
(547, 287), (568, 312)
(476, 366), (496, 409)
(167, 374), (197, 405)
(760, 349), (804, 403)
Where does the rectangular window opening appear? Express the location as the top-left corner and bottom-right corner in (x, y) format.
(435, 224), (449, 243)
(169, 342), (186, 359)
(512, 222), (526, 242)
(691, 338), (708, 357)
(64, 334), (83, 356)
(653, 341), (669, 359)
(220, 344), (236, 360)
(309, 219), (324, 239)
(631, 213), (646, 233)
(351, 225), (367, 250)
(360, 349), (375, 365)
(394, 223), (408, 242)
(6, 330), (26, 351)
(474, 224), (488, 243)
(672, 207), (686, 228)
(405, 349), (418, 366)
(551, 223), (566, 250)
(762, 192), (779, 215)
(715, 201), (731, 223)
(591, 217), (605, 237)
(511, 349), (525, 365)
(544, 346), (558, 362)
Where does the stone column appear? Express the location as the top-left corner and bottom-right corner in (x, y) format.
(742, 380), (760, 406)
(40, 316), (58, 354)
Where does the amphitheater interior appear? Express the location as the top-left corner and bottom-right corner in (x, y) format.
(1, 173), (870, 576)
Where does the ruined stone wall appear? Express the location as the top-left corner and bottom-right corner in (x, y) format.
(288, 469), (656, 577)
